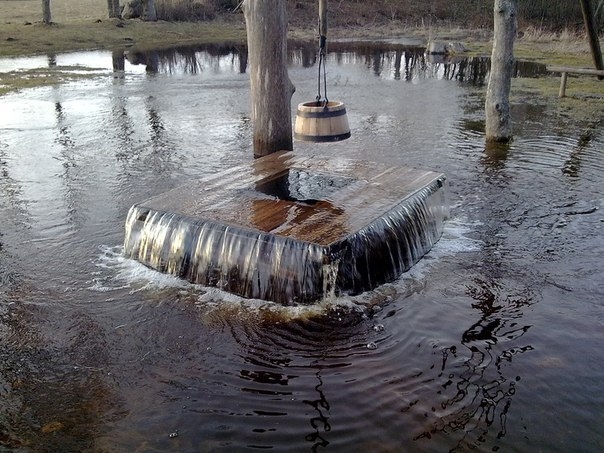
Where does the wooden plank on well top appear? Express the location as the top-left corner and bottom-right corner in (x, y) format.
(136, 151), (445, 246)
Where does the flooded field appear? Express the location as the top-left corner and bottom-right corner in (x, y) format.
(0, 42), (603, 451)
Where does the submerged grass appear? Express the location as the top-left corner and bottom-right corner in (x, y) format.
(0, 65), (107, 96)
(512, 75), (604, 126)
(0, 11), (246, 95)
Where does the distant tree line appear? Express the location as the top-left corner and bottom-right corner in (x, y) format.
(169, 0), (604, 31)
(343, 0), (604, 30)
(517, 0), (603, 29)
(37, 0), (604, 31)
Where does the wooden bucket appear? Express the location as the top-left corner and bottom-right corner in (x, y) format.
(294, 101), (351, 142)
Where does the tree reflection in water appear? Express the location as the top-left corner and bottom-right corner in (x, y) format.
(304, 370), (331, 451)
(409, 131), (538, 450)
(120, 41), (547, 84)
(413, 278), (535, 450)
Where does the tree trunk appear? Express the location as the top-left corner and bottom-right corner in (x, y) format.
(42, 0), (52, 24)
(579, 0), (604, 79)
(142, 0), (157, 22)
(108, 0), (121, 18)
(485, 0), (517, 143)
(319, 0), (327, 41)
(243, 0), (295, 157)
(112, 49), (125, 72)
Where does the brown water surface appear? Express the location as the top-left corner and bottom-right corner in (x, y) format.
(0, 42), (602, 451)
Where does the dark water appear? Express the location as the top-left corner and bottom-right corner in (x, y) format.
(0, 42), (602, 451)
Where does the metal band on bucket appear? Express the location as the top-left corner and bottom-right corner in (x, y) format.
(294, 131), (351, 142)
(295, 107), (348, 119)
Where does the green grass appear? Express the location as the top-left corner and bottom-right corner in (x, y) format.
(512, 75), (604, 125)
(0, 19), (247, 57)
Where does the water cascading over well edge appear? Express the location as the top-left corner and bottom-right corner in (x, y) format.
(123, 174), (447, 305)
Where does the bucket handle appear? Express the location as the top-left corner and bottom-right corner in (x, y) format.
(316, 34), (328, 105)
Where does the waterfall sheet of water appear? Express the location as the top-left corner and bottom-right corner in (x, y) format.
(124, 209), (327, 304)
(334, 180), (447, 294)
(123, 152), (448, 305)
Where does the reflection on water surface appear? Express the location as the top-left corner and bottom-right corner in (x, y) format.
(0, 41), (602, 452)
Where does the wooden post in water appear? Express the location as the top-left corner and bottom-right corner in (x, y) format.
(243, 0), (295, 157)
(485, 0), (517, 143)
(579, 0), (604, 79)
(559, 71), (569, 98)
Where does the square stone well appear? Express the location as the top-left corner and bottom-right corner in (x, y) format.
(124, 151), (448, 305)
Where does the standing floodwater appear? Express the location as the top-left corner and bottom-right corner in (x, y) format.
(0, 42), (602, 451)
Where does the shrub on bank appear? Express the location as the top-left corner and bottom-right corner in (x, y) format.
(155, 0), (240, 21)
(148, 0), (600, 32)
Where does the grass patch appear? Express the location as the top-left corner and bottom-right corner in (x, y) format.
(512, 75), (604, 125)
(0, 20), (246, 57)
(0, 65), (106, 96)
(466, 26), (597, 67)
(515, 38), (594, 67)
(0, 0), (106, 23)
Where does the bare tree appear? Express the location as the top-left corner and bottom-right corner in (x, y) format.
(485, 0), (517, 143)
(42, 0), (52, 24)
(107, 0), (121, 18)
(243, 0), (295, 157)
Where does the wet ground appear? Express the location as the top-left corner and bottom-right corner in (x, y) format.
(0, 42), (603, 451)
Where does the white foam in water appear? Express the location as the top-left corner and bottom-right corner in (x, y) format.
(90, 245), (190, 293)
(91, 245), (336, 318)
(433, 216), (483, 254)
(195, 286), (344, 320)
(196, 283), (371, 320)
(395, 215), (483, 282)
(91, 215), (480, 315)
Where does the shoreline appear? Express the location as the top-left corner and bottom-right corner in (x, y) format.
(0, 17), (600, 100)
(0, 16), (595, 59)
